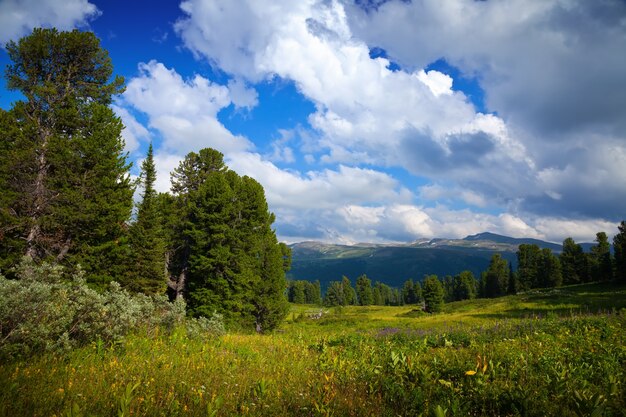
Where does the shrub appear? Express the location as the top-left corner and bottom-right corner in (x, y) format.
(0, 257), (221, 359)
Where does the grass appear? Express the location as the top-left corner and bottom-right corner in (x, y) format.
(1, 282), (625, 416)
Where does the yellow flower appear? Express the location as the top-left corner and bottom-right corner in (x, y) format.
(465, 370), (477, 376)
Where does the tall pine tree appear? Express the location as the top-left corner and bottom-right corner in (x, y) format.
(127, 144), (166, 294)
(0, 28), (132, 285)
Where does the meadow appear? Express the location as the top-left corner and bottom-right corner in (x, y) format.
(1, 282), (625, 417)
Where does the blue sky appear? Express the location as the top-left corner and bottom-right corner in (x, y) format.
(1, 0), (625, 244)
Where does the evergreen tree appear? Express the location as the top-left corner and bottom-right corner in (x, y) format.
(169, 149), (287, 331)
(538, 248), (562, 288)
(324, 281), (344, 307)
(0, 28), (131, 285)
(507, 262), (518, 295)
(304, 280), (322, 305)
(127, 144), (166, 294)
(614, 221), (626, 283)
(516, 244), (541, 291)
(442, 275), (455, 302)
(455, 270), (477, 300)
(401, 279), (416, 304)
(590, 232), (613, 282)
(422, 275), (444, 313)
(355, 274), (373, 305)
(485, 254), (508, 298)
(560, 237), (588, 284)
(288, 280), (306, 304)
(414, 280), (423, 303)
(341, 276), (357, 305)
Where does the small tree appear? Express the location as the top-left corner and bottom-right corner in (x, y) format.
(590, 232), (613, 282)
(560, 237), (589, 284)
(485, 254), (508, 298)
(422, 275), (444, 313)
(341, 276), (357, 305)
(355, 274), (373, 306)
(539, 248), (562, 288)
(323, 281), (344, 307)
(127, 143), (166, 294)
(614, 221), (626, 283)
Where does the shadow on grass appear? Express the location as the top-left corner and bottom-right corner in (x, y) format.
(472, 282), (626, 320)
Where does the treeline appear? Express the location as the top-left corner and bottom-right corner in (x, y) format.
(295, 222), (626, 313)
(0, 29), (289, 331)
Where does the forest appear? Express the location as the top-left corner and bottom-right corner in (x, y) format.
(1, 28), (626, 417)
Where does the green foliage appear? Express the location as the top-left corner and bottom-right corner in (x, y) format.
(590, 232), (613, 282)
(342, 276), (357, 305)
(516, 244), (542, 291)
(0, 28), (132, 285)
(169, 149), (288, 331)
(538, 248), (562, 288)
(422, 275), (444, 313)
(355, 274), (373, 306)
(614, 221), (626, 283)
(484, 254), (508, 298)
(288, 280), (321, 304)
(323, 281), (344, 306)
(455, 270), (477, 301)
(127, 144), (166, 295)
(0, 257), (195, 359)
(561, 237), (590, 284)
(1, 282), (626, 416)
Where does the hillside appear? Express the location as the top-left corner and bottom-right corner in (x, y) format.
(288, 233), (584, 288)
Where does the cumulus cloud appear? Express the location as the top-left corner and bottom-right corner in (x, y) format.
(226, 151), (412, 210)
(0, 0), (100, 44)
(174, 0), (537, 208)
(121, 60), (252, 155)
(121, 0), (623, 244)
(347, 0), (626, 219)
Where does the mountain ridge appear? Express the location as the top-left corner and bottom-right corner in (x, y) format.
(287, 232), (595, 289)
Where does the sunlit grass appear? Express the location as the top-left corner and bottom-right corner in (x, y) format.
(1, 282), (625, 416)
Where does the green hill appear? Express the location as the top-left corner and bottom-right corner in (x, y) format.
(287, 233), (578, 288)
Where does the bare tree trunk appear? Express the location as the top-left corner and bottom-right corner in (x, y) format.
(25, 128), (51, 259)
(167, 268), (187, 300)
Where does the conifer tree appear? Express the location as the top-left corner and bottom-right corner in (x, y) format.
(614, 221), (626, 283)
(560, 237), (588, 284)
(538, 248), (562, 288)
(341, 276), (356, 305)
(355, 274), (373, 305)
(169, 148), (288, 331)
(590, 232), (613, 282)
(127, 144), (166, 294)
(0, 28), (132, 285)
(422, 275), (444, 313)
(484, 254), (508, 297)
(516, 244), (541, 290)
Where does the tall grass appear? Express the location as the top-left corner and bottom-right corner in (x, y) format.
(1, 283), (625, 416)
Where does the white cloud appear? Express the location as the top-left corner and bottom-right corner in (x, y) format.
(226, 151), (412, 210)
(175, 0), (535, 206)
(121, 60), (252, 155)
(227, 78), (258, 110)
(0, 0), (100, 44)
(347, 0), (626, 219)
(110, 105), (150, 155)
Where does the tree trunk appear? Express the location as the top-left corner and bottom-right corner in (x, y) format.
(25, 128), (50, 259)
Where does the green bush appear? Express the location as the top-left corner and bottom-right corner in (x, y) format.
(0, 257), (222, 359)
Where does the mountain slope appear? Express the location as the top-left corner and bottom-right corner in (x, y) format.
(287, 233), (578, 290)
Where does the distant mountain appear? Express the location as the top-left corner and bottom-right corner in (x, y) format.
(287, 232), (591, 290)
(462, 232), (563, 252)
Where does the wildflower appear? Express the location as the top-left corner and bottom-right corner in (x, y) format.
(465, 370), (477, 376)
